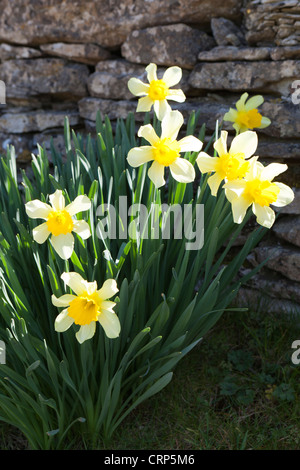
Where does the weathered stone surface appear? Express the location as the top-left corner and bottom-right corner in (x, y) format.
(0, 132), (33, 162)
(0, 59), (89, 98)
(0, 110), (80, 133)
(189, 60), (300, 95)
(40, 43), (111, 65)
(272, 216), (300, 247)
(271, 46), (300, 60)
(257, 138), (300, 160)
(0, 0), (243, 48)
(78, 97), (137, 122)
(240, 267), (300, 303)
(259, 100), (300, 138)
(234, 287), (300, 314)
(211, 17), (245, 46)
(198, 46), (271, 61)
(0, 44), (42, 61)
(248, 245), (300, 282)
(89, 59), (191, 100)
(121, 24), (216, 69)
(245, 0), (300, 46)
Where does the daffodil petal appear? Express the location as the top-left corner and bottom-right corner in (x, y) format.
(148, 161), (165, 188)
(72, 220), (91, 240)
(97, 279), (118, 300)
(244, 95), (264, 111)
(177, 135), (202, 153)
(207, 172), (225, 196)
(127, 146), (154, 167)
(153, 99), (171, 121)
(271, 183), (295, 207)
(223, 179), (247, 197)
(162, 66), (182, 87)
(50, 233), (74, 260)
(229, 130), (258, 159)
(32, 222), (51, 244)
(214, 130), (228, 156)
(54, 308), (74, 332)
(260, 163), (288, 182)
(235, 92), (248, 112)
(61, 272), (87, 296)
(161, 110), (183, 141)
(136, 95), (154, 112)
(75, 322), (96, 344)
(169, 158), (195, 184)
(52, 294), (76, 307)
(196, 153), (218, 173)
(138, 124), (159, 145)
(166, 89), (186, 103)
(65, 195), (91, 216)
(252, 203), (275, 228)
(25, 200), (52, 220)
(100, 300), (117, 312)
(231, 197), (251, 224)
(98, 310), (121, 338)
(127, 77), (149, 96)
(223, 108), (238, 123)
(146, 63), (157, 82)
(49, 190), (65, 211)
(259, 116), (271, 129)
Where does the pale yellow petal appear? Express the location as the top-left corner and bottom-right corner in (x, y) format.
(235, 92), (248, 112)
(169, 158), (195, 183)
(231, 196), (251, 224)
(49, 190), (65, 211)
(127, 77), (149, 96)
(50, 233), (74, 260)
(166, 89), (186, 103)
(138, 124), (159, 145)
(25, 200), (52, 220)
(252, 203), (275, 228)
(75, 322), (96, 344)
(65, 195), (91, 216)
(54, 308), (74, 332)
(229, 130), (258, 159)
(153, 99), (171, 121)
(127, 146), (154, 167)
(136, 95), (153, 112)
(145, 63), (157, 82)
(32, 222), (51, 244)
(72, 220), (91, 240)
(162, 66), (182, 87)
(161, 110), (183, 140)
(207, 172), (225, 196)
(98, 310), (121, 338)
(214, 130), (228, 156)
(148, 161), (165, 188)
(177, 135), (202, 153)
(260, 163), (287, 182)
(61, 272), (87, 296)
(244, 95), (264, 111)
(259, 116), (271, 129)
(52, 294), (76, 307)
(271, 183), (295, 207)
(196, 153), (218, 174)
(97, 279), (118, 300)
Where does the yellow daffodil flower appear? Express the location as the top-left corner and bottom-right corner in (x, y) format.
(127, 110), (202, 188)
(128, 63), (186, 120)
(196, 130), (258, 196)
(224, 92), (271, 134)
(224, 159), (294, 228)
(25, 189), (91, 260)
(52, 272), (120, 344)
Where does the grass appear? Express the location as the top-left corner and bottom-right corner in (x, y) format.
(1, 298), (299, 450)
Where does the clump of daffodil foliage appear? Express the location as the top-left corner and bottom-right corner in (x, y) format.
(0, 62), (294, 449)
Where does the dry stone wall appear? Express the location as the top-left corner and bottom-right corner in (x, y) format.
(0, 0), (299, 312)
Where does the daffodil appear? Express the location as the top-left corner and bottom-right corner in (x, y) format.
(128, 63), (186, 120)
(25, 190), (91, 260)
(224, 92), (271, 134)
(52, 272), (120, 344)
(224, 159), (294, 228)
(196, 130), (258, 196)
(127, 110), (202, 188)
